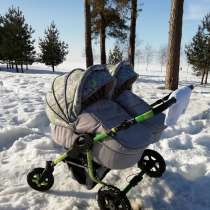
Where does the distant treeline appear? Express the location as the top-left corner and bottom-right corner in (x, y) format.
(0, 7), (68, 72)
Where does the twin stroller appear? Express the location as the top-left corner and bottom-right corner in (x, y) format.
(27, 61), (193, 210)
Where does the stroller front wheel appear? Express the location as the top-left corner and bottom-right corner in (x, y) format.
(138, 149), (166, 178)
(97, 185), (131, 210)
(27, 167), (54, 191)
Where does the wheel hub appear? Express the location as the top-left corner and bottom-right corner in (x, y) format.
(138, 149), (166, 178)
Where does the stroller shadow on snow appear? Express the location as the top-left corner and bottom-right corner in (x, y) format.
(27, 61), (194, 210)
(47, 189), (97, 199)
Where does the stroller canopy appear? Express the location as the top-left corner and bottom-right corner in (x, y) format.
(107, 61), (139, 94)
(46, 65), (115, 126)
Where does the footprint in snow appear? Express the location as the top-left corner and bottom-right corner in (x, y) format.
(194, 134), (210, 149)
(168, 134), (193, 150)
(191, 109), (210, 121)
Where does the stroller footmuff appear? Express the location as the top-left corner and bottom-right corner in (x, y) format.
(116, 90), (166, 143)
(108, 61), (166, 143)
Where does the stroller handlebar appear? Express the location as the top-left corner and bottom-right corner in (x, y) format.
(150, 85), (194, 108)
(150, 93), (172, 107)
(134, 97), (176, 123)
(152, 97), (176, 115)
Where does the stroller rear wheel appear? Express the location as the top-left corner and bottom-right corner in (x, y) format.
(97, 185), (131, 210)
(27, 167), (54, 191)
(138, 149), (166, 178)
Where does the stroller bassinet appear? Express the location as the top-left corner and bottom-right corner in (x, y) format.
(46, 65), (159, 169)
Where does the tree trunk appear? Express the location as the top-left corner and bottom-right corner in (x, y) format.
(165, 0), (184, 90)
(128, 0), (137, 67)
(6, 63), (8, 69)
(26, 64), (28, 70)
(52, 65), (55, 72)
(205, 69), (209, 84)
(99, 2), (106, 65)
(84, 0), (93, 68)
(201, 68), (205, 85)
(21, 64), (23, 73)
(15, 63), (19, 73)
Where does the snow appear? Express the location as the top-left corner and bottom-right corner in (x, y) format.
(0, 65), (210, 210)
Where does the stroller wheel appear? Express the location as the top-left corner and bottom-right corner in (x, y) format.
(97, 185), (131, 210)
(138, 149), (166, 178)
(27, 167), (54, 191)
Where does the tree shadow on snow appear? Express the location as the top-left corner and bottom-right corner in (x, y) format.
(0, 65), (66, 75)
(136, 77), (165, 85)
(143, 170), (210, 210)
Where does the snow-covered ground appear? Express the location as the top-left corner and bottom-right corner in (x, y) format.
(0, 65), (210, 210)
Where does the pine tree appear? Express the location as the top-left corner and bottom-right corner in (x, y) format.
(202, 13), (210, 84)
(165, 0), (184, 90)
(108, 45), (123, 64)
(22, 25), (36, 70)
(0, 7), (35, 72)
(91, 0), (129, 64)
(39, 22), (68, 72)
(185, 22), (210, 85)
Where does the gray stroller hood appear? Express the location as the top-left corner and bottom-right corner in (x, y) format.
(107, 61), (139, 95)
(46, 65), (115, 127)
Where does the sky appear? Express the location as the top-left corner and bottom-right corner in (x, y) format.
(0, 0), (210, 67)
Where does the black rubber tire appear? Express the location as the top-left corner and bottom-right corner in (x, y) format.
(138, 149), (166, 178)
(27, 167), (54, 191)
(97, 185), (131, 210)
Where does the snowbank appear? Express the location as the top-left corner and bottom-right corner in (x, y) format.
(0, 67), (210, 210)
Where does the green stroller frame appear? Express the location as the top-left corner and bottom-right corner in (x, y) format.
(27, 93), (176, 210)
